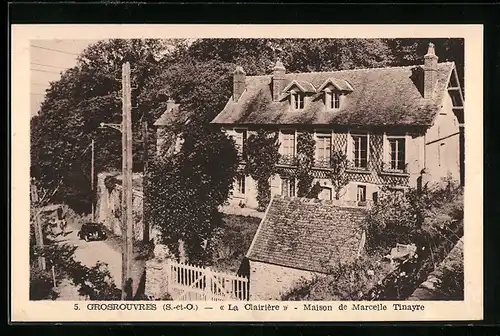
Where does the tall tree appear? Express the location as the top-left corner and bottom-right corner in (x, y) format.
(31, 39), (175, 211)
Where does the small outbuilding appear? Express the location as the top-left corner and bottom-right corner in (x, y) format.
(244, 194), (368, 300)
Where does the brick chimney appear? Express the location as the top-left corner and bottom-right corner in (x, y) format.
(272, 59), (286, 101)
(423, 42), (439, 99)
(233, 66), (246, 102)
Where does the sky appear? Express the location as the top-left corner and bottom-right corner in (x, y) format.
(30, 39), (101, 117)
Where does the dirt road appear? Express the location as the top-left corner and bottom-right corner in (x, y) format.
(55, 220), (145, 300)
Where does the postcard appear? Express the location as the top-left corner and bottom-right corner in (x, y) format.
(11, 23), (483, 322)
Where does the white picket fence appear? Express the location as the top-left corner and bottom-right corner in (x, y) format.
(166, 259), (249, 301)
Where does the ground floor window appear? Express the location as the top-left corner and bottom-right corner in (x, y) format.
(357, 185), (367, 203)
(281, 177), (296, 197)
(235, 175), (246, 196)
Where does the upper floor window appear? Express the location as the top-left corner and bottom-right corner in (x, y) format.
(352, 134), (368, 169)
(327, 91), (341, 110)
(315, 133), (332, 167)
(281, 131), (296, 158)
(291, 91), (305, 110)
(234, 129), (247, 158)
(388, 137), (406, 171)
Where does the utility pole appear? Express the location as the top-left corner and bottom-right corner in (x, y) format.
(91, 139), (95, 222)
(121, 62), (134, 300)
(30, 179), (46, 270)
(142, 119), (149, 243)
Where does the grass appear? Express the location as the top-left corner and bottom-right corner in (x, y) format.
(211, 214), (261, 274)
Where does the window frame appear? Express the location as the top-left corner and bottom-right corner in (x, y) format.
(234, 174), (246, 197)
(315, 131), (332, 167)
(327, 91), (341, 110)
(281, 177), (296, 197)
(356, 185), (367, 203)
(291, 90), (305, 111)
(347, 131), (370, 171)
(385, 134), (407, 172)
(233, 128), (247, 159)
(280, 129), (297, 160)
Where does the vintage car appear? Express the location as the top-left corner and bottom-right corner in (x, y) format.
(77, 222), (108, 242)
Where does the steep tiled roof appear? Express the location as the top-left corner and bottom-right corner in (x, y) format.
(246, 195), (367, 273)
(211, 62), (455, 127)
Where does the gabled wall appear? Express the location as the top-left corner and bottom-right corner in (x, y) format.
(424, 92), (461, 184)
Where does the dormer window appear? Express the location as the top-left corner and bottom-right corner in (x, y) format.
(291, 91), (305, 110)
(318, 78), (353, 111)
(326, 90), (341, 110)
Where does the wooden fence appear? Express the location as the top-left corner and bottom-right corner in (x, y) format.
(166, 259), (249, 301)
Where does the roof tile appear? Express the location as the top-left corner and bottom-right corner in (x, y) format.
(211, 63), (455, 127)
(247, 195), (368, 273)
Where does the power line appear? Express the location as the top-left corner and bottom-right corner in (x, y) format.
(31, 83), (48, 86)
(31, 62), (68, 70)
(31, 68), (61, 75)
(31, 93), (46, 96)
(30, 44), (80, 56)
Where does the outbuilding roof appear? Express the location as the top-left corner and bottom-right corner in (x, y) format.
(246, 195), (368, 274)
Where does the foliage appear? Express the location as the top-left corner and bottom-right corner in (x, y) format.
(295, 132), (319, 198)
(30, 39), (175, 213)
(358, 177), (464, 300)
(326, 150), (350, 200)
(210, 214), (261, 273)
(244, 130), (281, 210)
(39, 242), (122, 300)
(365, 176), (463, 255)
(30, 264), (59, 300)
(146, 132), (239, 265)
(433, 261), (464, 300)
(104, 175), (120, 193)
(281, 255), (390, 301)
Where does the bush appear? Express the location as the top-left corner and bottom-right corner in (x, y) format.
(433, 262), (464, 300)
(282, 255), (391, 301)
(30, 265), (58, 300)
(210, 214), (261, 272)
(365, 176), (463, 255)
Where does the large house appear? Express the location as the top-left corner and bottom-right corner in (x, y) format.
(210, 43), (464, 209)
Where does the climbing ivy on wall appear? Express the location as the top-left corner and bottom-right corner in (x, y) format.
(327, 150), (350, 200)
(296, 131), (321, 198)
(245, 130), (280, 210)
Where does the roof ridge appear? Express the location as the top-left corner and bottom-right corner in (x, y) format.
(246, 61), (455, 79)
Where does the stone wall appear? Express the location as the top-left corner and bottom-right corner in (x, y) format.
(248, 260), (323, 300)
(144, 259), (170, 300)
(96, 172), (150, 241)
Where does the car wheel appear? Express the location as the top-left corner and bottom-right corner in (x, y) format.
(84, 234), (89, 242)
(77, 231), (81, 239)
